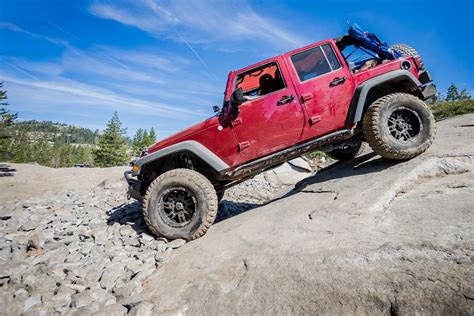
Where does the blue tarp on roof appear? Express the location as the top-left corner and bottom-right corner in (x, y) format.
(348, 24), (401, 60)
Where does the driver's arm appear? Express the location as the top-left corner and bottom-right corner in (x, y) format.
(244, 95), (259, 101)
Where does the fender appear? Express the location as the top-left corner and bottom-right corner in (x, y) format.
(346, 70), (422, 126)
(132, 140), (230, 175)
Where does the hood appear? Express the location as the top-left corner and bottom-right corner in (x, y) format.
(148, 117), (218, 154)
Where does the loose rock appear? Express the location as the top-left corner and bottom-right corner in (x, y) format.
(128, 301), (153, 316)
(167, 238), (186, 249)
(24, 294), (42, 312)
(92, 303), (127, 316)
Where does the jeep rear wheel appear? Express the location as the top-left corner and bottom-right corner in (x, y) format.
(327, 139), (367, 161)
(362, 93), (435, 160)
(143, 168), (218, 241)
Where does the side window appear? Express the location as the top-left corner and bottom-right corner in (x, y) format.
(322, 44), (341, 70)
(291, 44), (341, 81)
(235, 62), (286, 100)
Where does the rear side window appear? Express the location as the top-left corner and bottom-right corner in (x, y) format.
(322, 44), (341, 70)
(291, 44), (341, 81)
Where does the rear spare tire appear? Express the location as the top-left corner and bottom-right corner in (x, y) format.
(362, 93), (435, 160)
(391, 44), (424, 68)
(143, 168), (218, 241)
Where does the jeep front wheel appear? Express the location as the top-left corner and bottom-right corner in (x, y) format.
(362, 93), (435, 160)
(143, 168), (218, 241)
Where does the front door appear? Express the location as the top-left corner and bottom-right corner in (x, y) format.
(230, 57), (305, 163)
(285, 41), (355, 140)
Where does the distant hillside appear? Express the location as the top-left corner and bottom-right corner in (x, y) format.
(1, 120), (102, 167)
(13, 120), (99, 145)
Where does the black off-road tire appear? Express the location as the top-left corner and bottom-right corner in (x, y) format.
(143, 168), (218, 241)
(391, 44), (424, 68)
(327, 139), (367, 161)
(362, 93), (435, 160)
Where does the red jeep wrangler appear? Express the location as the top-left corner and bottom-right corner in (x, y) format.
(125, 27), (436, 240)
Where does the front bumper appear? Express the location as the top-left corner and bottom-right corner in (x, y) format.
(124, 171), (143, 201)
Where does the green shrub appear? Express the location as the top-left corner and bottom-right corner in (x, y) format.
(430, 100), (474, 120)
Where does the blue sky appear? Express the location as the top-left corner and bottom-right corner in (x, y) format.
(1, 0), (473, 138)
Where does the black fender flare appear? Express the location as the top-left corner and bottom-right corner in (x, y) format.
(132, 140), (229, 176)
(346, 70), (422, 126)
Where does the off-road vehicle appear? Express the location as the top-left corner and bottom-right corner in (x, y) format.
(125, 24), (436, 240)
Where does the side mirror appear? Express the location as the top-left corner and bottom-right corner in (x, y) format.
(219, 88), (244, 125)
(212, 105), (220, 113)
(230, 88), (245, 106)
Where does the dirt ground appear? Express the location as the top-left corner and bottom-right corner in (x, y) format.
(0, 164), (128, 204)
(0, 114), (473, 315)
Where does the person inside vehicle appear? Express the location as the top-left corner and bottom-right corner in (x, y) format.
(272, 69), (285, 91)
(244, 73), (274, 101)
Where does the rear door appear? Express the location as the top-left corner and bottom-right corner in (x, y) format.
(284, 41), (355, 140)
(230, 57), (305, 163)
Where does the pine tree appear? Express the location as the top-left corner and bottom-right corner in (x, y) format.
(11, 129), (30, 163)
(0, 82), (17, 160)
(148, 128), (157, 144)
(142, 129), (150, 147)
(132, 128), (144, 156)
(93, 112), (129, 167)
(458, 88), (472, 101)
(51, 143), (62, 168)
(94, 129), (100, 144)
(0, 82), (17, 125)
(31, 133), (52, 166)
(446, 84), (459, 102)
(73, 146), (85, 165)
(82, 146), (95, 166)
(59, 144), (73, 167)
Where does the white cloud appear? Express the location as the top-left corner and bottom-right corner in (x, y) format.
(57, 47), (221, 104)
(5, 79), (207, 138)
(5, 62), (38, 80)
(1, 28), (220, 108)
(89, 0), (309, 51)
(0, 20), (225, 134)
(89, 2), (165, 34)
(1, 73), (207, 119)
(89, 0), (311, 79)
(98, 48), (190, 73)
(62, 50), (163, 84)
(0, 22), (69, 47)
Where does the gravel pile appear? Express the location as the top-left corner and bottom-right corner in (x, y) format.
(217, 174), (285, 222)
(0, 170), (291, 315)
(0, 182), (171, 315)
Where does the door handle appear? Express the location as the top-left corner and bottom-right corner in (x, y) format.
(277, 94), (294, 105)
(329, 76), (347, 87)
